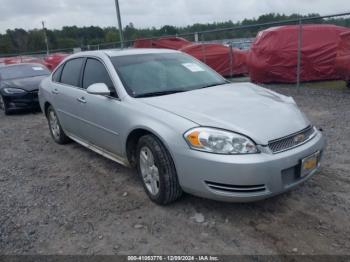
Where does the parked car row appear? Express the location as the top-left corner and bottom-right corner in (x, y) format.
(0, 63), (51, 114)
(0, 49), (326, 205)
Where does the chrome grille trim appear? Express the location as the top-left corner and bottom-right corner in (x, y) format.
(205, 181), (266, 193)
(268, 126), (316, 154)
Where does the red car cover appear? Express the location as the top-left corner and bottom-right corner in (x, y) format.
(232, 48), (249, 76)
(3, 56), (46, 67)
(134, 37), (191, 50)
(21, 56), (46, 65)
(43, 53), (69, 71)
(134, 37), (249, 76)
(0, 57), (7, 65)
(335, 31), (350, 81)
(180, 44), (248, 76)
(248, 24), (350, 83)
(4, 56), (23, 64)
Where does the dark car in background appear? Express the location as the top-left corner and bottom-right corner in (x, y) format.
(0, 63), (50, 114)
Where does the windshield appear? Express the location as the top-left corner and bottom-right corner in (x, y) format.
(110, 53), (227, 97)
(0, 64), (50, 80)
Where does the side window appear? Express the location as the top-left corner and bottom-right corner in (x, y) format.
(52, 64), (63, 82)
(60, 58), (84, 87)
(83, 58), (114, 90)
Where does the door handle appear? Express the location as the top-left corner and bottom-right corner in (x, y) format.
(52, 89), (59, 94)
(77, 97), (87, 104)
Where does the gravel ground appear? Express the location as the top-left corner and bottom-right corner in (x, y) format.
(0, 86), (350, 255)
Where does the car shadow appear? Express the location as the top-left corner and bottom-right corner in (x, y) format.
(4, 108), (42, 116)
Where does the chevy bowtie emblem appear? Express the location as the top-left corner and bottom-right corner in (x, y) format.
(294, 134), (305, 143)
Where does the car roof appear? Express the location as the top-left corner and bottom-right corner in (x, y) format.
(104, 48), (180, 57)
(68, 48), (180, 59)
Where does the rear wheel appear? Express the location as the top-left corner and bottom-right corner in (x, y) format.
(47, 105), (70, 144)
(136, 134), (182, 205)
(0, 95), (10, 115)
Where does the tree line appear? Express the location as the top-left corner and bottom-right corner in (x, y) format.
(1, 13), (350, 55)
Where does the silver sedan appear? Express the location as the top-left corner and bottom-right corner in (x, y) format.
(39, 49), (326, 205)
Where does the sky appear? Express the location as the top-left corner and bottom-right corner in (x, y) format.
(0, 0), (349, 33)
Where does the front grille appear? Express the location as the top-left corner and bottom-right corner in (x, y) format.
(205, 181), (266, 194)
(268, 126), (315, 153)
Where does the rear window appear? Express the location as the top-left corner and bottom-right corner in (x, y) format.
(60, 58), (85, 87)
(0, 64), (50, 80)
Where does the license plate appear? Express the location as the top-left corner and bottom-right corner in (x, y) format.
(301, 151), (320, 177)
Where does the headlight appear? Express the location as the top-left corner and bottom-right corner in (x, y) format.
(184, 127), (258, 154)
(3, 88), (26, 94)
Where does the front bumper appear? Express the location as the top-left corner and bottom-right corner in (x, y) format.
(173, 129), (326, 202)
(2, 90), (40, 111)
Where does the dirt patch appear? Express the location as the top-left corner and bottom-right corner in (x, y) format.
(0, 86), (350, 255)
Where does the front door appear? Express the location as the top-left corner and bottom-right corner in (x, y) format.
(78, 58), (123, 156)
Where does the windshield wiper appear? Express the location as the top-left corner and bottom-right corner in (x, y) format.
(134, 89), (187, 98)
(198, 81), (229, 90)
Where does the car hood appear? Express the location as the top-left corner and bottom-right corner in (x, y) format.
(1, 75), (49, 92)
(140, 83), (310, 145)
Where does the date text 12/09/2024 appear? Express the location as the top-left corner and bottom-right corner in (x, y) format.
(127, 255), (219, 261)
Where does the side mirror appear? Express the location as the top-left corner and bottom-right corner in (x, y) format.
(86, 83), (110, 96)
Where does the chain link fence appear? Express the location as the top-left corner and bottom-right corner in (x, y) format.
(1, 12), (350, 87)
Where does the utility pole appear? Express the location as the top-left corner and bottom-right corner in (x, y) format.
(114, 0), (124, 48)
(42, 21), (49, 55)
(296, 18), (303, 88)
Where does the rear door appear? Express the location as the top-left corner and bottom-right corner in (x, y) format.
(78, 57), (123, 156)
(51, 57), (86, 137)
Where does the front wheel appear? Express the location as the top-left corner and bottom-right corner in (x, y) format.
(46, 105), (70, 144)
(0, 95), (10, 115)
(136, 135), (182, 205)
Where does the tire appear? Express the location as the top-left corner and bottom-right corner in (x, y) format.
(0, 95), (10, 115)
(46, 105), (70, 144)
(136, 134), (182, 205)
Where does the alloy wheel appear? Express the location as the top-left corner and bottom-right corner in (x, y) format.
(49, 109), (60, 139)
(139, 146), (160, 196)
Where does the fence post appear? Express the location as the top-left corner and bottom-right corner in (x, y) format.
(229, 44), (233, 78)
(296, 18), (303, 88)
(201, 34), (207, 64)
(195, 32), (199, 42)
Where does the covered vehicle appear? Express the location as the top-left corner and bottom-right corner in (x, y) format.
(134, 37), (191, 50)
(4, 56), (23, 65)
(335, 31), (350, 86)
(3, 56), (46, 67)
(0, 63), (50, 114)
(43, 53), (70, 71)
(248, 24), (350, 83)
(231, 48), (249, 75)
(134, 37), (249, 76)
(0, 57), (6, 67)
(180, 44), (249, 76)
